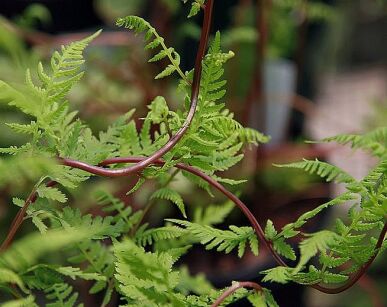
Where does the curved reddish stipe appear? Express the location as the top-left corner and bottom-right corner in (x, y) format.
(211, 281), (263, 307)
(61, 156), (386, 295)
(1, 155), (385, 296)
(89, 0), (214, 177)
(0, 180), (57, 252)
(1, 0), (215, 254)
(1, 0), (385, 299)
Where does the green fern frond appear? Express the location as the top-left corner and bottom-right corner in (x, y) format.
(176, 266), (214, 296)
(272, 237), (296, 260)
(264, 222), (296, 260)
(184, 0), (205, 18)
(0, 268), (27, 292)
(278, 192), (357, 239)
(45, 283), (80, 307)
(40, 30), (101, 106)
(319, 127), (387, 158)
(184, 286), (250, 307)
(95, 191), (142, 231)
(116, 16), (187, 82)
(151, 188), (187, 218)
(296, 231), (340, 272)
(1, 295), (37, 307)
(193, 200), (234, 225)
(240, 127), (270, 145)
(1, 31), (99, 122)
(54, 207), (125, 240)
(319, 251), (350, 269)
(0, 80), (41, 117)
(261, 266), (291, 284)
(114, 240), (184, 306)
(37, 185), (67, 203)
(291, 265), (322, 285)
(200, 32), (229, 104)
(5, 122), (38, 135)
(0, 227), (101, 272)
(168, 219), (259, 258)
(67, 241), (114, 296)
(29, 265), (106, 282)
(248, 288), (279, 307)
(0, 156), (57, 188)
(321, 271), (348, 284)
(136, 226), (186, 246)
(275, 159), (357, 184)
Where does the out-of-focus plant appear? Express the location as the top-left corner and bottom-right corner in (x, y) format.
(366, 99), (387, 131)
(0, 1), (385, 306)
(268, 0), (335, 58)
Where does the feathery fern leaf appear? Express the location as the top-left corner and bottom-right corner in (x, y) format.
(275, 159), (357, 184)
(168, 219), (259, 257)
(114, 240), (185, 306)
(136, 226), (186, 247)
(151, 188), (187, 218)
(0, 268), (27, 292)
(193, 200), (235, 226)
(295, 231), (340, 272)
(1, 295), (37, 307)
(320, 127), (387, 158)
(0, 227), (101, 272)
(44, 283), (80, 307)
(116, 16), (187, 82)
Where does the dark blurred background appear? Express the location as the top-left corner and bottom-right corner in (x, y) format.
(0, 1), (386, 306)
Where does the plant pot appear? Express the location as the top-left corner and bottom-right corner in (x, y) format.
(250, 58), (297, 145)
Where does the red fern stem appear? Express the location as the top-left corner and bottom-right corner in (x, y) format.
(0, 180), (56, 252)
(211, 281), (263, 307)
(86, 0), (214, 177)
(61, 156), (387, 295)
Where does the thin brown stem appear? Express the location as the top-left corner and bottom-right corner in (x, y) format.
(0, 0), (215, 253)
(2, 155), (386, 296)
(0, 180), (56, 252)
(78, 0), (214, 178)
(311, 221), (387, 294)
(1, 0), (384, 303)
(60, 156), (387, 295)
(211, 281), (263, 307)
(357, 273), (384, 307)
(62, 156), (271, 250)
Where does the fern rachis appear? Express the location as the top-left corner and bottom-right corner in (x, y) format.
(0, 1), (386, 306)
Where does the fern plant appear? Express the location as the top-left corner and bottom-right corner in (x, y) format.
(0, 0), (386, 306)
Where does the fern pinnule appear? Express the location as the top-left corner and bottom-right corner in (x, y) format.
(318, 127), (387, 158)
(183, 0), (206, 18)
(193, 201), (234, 225)
(151, 188), (187, 218)
(275, 159), (357, 184)
(44, 282), (79, 307)
(1, 295), (37, 307)
(136, 226), (186, 247)
(168, 219), (258, 258)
